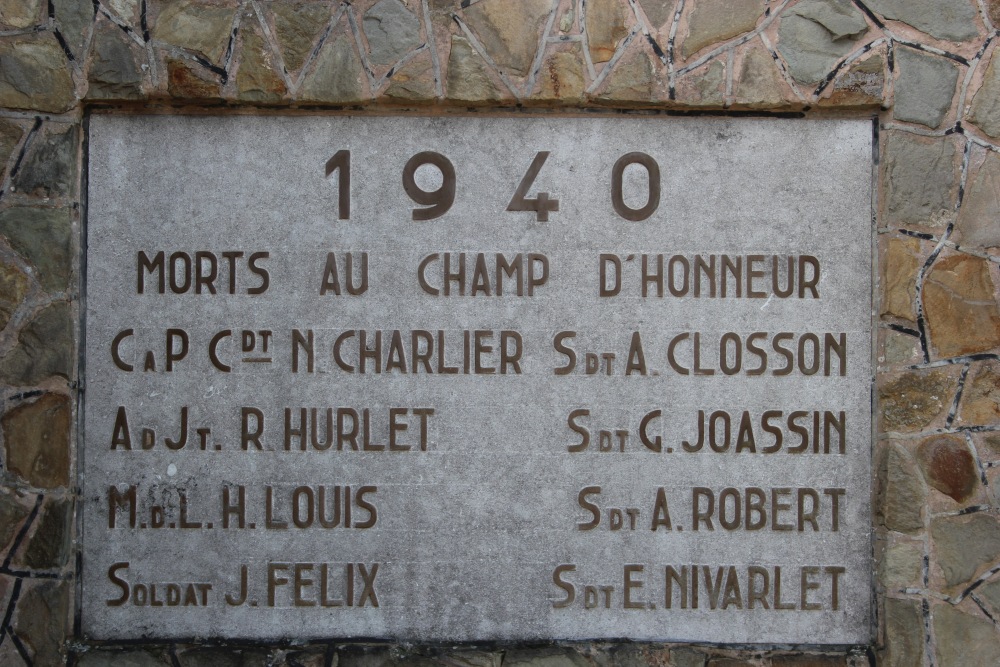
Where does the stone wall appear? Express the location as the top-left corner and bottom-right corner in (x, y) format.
(1, 0), (999, 664)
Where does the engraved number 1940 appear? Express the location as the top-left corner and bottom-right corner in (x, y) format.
(325, 150), (661, 223)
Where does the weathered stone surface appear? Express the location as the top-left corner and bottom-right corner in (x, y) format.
(934, 603), (1000, 665)
(893, 47), (959, 128)
(0, 118), (22, 175)
(597, 48), (654, 102)
(675, 59), (725, 106)
(879, 369), (956, 432)
(13, 580), (69, 665)
(882, 237), (920, 321)
(0, 207), (72, 292)
(682, 0), (764, 58)
(52, 0), (94, 58)
(639, 0), (672, 29)
(586, 0), (628, 64)
(18, 498), (71, 569)
(446, 35), (501, 102)
(237, 21), (287, 103)
(78, 649), (175, 666)
(969, 51), (1000, 139)
(0, 491), (29, 553)
(104, 0), (138, 25)
(535, 47), (586, 101)
(924, 253), (1000, 358)
(978, 577), (1000, 615)
(880, 541), (923, 589)
(503, 648), (590, 667)
(12, 124), (77, 199)
(87, 23), (143, 99)
(0, 301), (74, 386)
(153, 0), (235, 64)
(884, 331), (919, 365)
(558, 8), (574, 33)
(777, 0), (868, 83)
(916, 434), (978, 502)
(0, 259), (28, 332)
(604, 645), (672, 667)
(990, 1), (1000, 28)
(383, 53), (436, 102)
(880, 442), (927, 532)
(669, 648), (707, 667)
(1, 393), (71, 488)
(279, 648), (326, 667)
(956, 151), (1000, 247)
(960, 361), (1000, 424)
(883, 132), (959, 227)
(463, 0), (551, 75)
(733, 44), (784, 107)
(932, 513), (1000, 587)
(298, 33), (364, 104)
(269, 1), (330, 74)
(0, 0), (42, 27)
(867, 0), (978, 42)
(167, 57), (221, 99)
(0, 34), (76, 112)
(770, 657), (845, 667)
(177, 647), (269, 667)
(885, 598), (924, 667)
(823, 51), (884, 105)
(363, 0), (422, 67)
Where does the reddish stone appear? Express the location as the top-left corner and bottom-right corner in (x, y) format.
(916, 434), (979, 502)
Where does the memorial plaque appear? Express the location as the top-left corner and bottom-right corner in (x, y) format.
(83, 115), (874, 643)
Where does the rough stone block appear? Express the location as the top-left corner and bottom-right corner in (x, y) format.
(268, 0), (331, 75)
(17, 497), (72, 569)
(892, 47), (959, 128)
(584, 0), (628, 64)
(933, 603), (1000, 665)
(0, 0), (43, 28)
(0, 301), (74, 386)
(881, 236), (920, 322)
(879, 441), (927, 533)
(446, 35), (502, 103)
(236, 18), (287, 103)
(152, 0), (236, 65)
(52, 0), (94, 59)
(879, 368), (957, 432)
(884, 597), (924, 667)
(462, 0), (552, 75)
(732, 44), (787, 108)
(363, 0), (422, 67)
(682, 0), (764, 58)
(958, 360), (1000, 425)
(931, 513), (1000, 589)
(534, 46), (586, 102)
(0, 34), (76, 112)
(298, 32), (365, 104)
(0, 490), (30, 554)
(1, 393), (71, 489)
(955, 151), (1000, 248)
(777, 0), (868, 84)
(0, 258), (29, 332)
(879, 541), (923, 589)
(924, 253), (1000, 358)
(883, 132), (959, 227)
(867, 0), (979, 42)
(87, 22), (144, 100)
(916, 434), (978, 503)
(0, 206), (72, 293)
(969, 50), (1000, 139)
(11, 124), (78, 199)
(12, 579), (70, 665)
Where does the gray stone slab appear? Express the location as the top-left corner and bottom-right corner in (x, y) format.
(82, 115), (874, 643)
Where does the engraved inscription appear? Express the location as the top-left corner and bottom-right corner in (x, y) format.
(83, 116), (873, 644)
